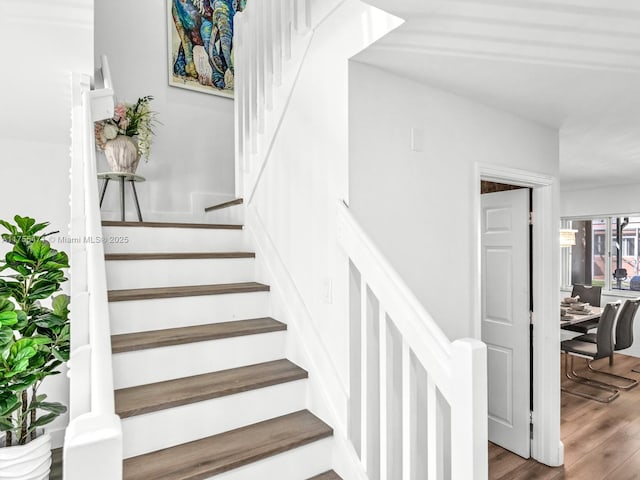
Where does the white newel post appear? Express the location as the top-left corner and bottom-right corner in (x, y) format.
(450, 338), (488, 480)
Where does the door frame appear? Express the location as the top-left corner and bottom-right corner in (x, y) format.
(473, 162), (563, 467)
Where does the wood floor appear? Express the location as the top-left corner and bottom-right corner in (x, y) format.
(489, 352), (640, 479)
(51, 447), (62, 479)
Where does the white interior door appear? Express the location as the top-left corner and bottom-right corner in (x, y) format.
(481, 188), (530, 459)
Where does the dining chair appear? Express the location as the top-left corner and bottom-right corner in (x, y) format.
(561, 284), (603, 334)
(561, 301), (621, 403)
(573, 297), (640, 390)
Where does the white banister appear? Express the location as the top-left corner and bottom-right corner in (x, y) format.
(359, 276), (369, 469)
(401, 338), (412, 480)
(379, 308), (388, 480)
(338, 201), (488, 480)
(64, 55), (123, 480)
(234, 0), (314, 200)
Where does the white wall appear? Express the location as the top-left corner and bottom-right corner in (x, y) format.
(0, 0), (95, 447)
(349, 62), (560, 341)
(94, 0), (236, 221)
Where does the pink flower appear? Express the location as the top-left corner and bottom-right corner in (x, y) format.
(114, 103), (127, 121)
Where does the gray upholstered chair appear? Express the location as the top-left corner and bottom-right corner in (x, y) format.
(561, 301), (620, 403)
(573, 297), (640, 390)
(561, 284), (603, 334)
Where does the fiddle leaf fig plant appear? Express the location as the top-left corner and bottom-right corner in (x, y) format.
(0, 216), (70, 447)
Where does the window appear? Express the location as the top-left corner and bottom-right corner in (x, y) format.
(561, 216), (640, 292)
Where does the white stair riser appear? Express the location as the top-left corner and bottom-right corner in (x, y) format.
(101, 226), (246, 253)
(106, 258), (255, 290)
(109, 292), (270, 335)
(209, 438), (333, 480)
(122, 380), (307, 458)
(204, 205), (245, 224)
(113, 332), (285, 389)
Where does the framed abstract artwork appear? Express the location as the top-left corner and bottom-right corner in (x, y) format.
(167, 0), (247, 98)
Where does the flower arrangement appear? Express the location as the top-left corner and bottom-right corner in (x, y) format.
(95, 96), (159, 160)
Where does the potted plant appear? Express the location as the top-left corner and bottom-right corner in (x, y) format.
(0, 216), (70, 479)
(94, 95), (159, 173)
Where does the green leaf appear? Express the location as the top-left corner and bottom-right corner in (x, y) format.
(10, 341), (36, 363)
(29, 240), (51, 261)
(0, 219), (16, 234)
(7, 374), (37, 392)
(14, 310), (27, 330)
(0, 326), (13, 349)
(52, 295), (70, 318)
(7, 253), (35, 265)
(27, 284), (57, 301)
(29, 222), (49, 236)
(32, 401), (66, 415)
(34, 316), (64, 330)
(30, 336), (51, 346)
(14, 215), (36, 234)
(31, 412), (58, 428)
(51, 349), (69, 362)
(6, 359), (29, 377)
(0, 297), (14, 311)
(0, 310), (17, 326)
(0, 418), (14, 431)
(0, 394), (19, 416)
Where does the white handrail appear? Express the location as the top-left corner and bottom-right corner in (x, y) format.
(64, 57), (123, 480)
(337, 201), (488, 479)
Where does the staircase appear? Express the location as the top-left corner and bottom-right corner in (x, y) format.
(102, 208), (342, 479)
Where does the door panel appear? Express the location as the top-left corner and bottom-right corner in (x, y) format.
(481, 189), (530, 459)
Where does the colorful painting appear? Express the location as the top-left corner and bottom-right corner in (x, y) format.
(167, 0), (247, 98)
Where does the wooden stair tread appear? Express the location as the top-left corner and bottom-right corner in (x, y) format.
(308, 471), (344, 480)
(122, 410), (333, 480)
(108, 282), (269, 302)
(102, 220), (242, 230)
(204, 198), (243, 212)
(115, 359), (307, 418)
(105, 252), (254, 261)
(111, 317), (286, 353)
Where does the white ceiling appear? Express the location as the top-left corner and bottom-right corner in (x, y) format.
(356, 0), (640, 190)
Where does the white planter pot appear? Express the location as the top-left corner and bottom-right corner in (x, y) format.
(0, 434), (51, 480)
(104, 135), (141, 174)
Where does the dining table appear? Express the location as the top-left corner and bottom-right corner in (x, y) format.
(560, 305), (603, 327)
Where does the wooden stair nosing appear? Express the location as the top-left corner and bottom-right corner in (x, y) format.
(115, 359), (307, 419)
(308, 471), (344, 480)
(105, 251), (255, 261)
(107, 282), (270, 302)
(122, 410), (333, 480)
(111, 317), (286, 354)
(102, 220), (243, 230)
(204, 198), (243, 212)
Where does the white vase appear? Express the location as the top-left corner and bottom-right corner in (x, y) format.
(104, 135), (141, 174)
(0, 434), (51, 480)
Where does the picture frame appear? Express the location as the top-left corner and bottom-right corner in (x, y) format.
(167, 0), (246, 98)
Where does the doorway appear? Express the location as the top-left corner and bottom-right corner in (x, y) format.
(474, 163), (562, 467)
